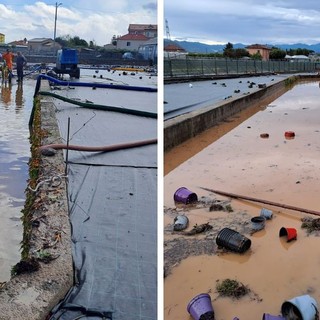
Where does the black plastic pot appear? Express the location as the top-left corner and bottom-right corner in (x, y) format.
(216, 227), (251, 253)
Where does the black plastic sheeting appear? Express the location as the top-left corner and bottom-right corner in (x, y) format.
(34, 74), (157, 98)
(48, 90), (157, 320)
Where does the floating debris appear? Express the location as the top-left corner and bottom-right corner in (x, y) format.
(216, 279), (249, 299)
(181, 223), (213, 236)
(173, 215), (189, 231)
(301, 217), (320, 234)
(11, 257), (40, 276)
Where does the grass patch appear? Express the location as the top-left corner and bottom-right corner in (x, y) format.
(216, 279), (249, 299)
(301, 217), (320, 234)
(19, 97), (48, 261)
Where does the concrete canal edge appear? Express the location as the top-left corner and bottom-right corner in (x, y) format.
(164, 74), (320, 151)
(0, 82), (73, 319)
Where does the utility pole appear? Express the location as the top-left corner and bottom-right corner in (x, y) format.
(54, 2), (62, 41)
(165, 19), (171, 40)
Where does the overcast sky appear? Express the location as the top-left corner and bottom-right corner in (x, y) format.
(0, 0), (157, 45)
(165, 0), (320, 45)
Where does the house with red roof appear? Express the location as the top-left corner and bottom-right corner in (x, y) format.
(246, 44), (271, 60)
(116, 33), (150, 51)
(108, 24), (157, 51)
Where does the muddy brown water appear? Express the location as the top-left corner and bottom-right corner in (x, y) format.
(164, 81), (320, 320)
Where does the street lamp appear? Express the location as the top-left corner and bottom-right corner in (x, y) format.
(54, 2), (62, 41)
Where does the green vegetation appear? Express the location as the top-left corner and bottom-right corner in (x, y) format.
(20, 98), (47, 260)
(216, 279), (249, 299)
(270, 47), (286, 60)
(284, 76), (298, 87)
(223, 42), (250, 59)
(55, 35), (89, 48)
(301, 218), (320, 234)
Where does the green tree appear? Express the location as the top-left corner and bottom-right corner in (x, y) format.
(251, 52), (262, 60)
(234, 48), (250, 59)
(270, 47), (286, 60)
(223, 42), (234, 58)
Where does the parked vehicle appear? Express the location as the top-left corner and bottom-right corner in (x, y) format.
(53, 48), (80, 78)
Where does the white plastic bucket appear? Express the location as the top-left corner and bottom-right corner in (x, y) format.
(260, 208), (273, 219)
(281, 294), (318, 320)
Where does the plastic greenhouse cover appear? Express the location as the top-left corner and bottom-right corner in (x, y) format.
(49, 95), (157, 320)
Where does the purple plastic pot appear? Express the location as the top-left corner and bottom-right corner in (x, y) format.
(174, 187), (198, 204)
(262, 313), (285, 320)
(187, 293), (214, 320)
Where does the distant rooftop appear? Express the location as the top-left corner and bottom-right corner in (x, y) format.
(118, 34), (149, 41)
(129, 24), (157, 31)
(246, 44), (271, 50)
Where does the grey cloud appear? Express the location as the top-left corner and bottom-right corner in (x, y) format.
(143, 2), (157, 11)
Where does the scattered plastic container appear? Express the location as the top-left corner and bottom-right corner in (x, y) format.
(279, 227), (297, 242)
(216, 227), (251, 253)
(260, 208), (273, 220)
(251, 216), (266, 231)
(281, 294), (318, 320)
(187, 293), (215, 320)
(173, 215), (189, 231)
(262, 314), (285, 320)
(285, 131), (295, 138)
(174, 187), (198, 205)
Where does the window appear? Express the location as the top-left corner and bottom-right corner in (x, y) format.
(127, 42), (131, 47)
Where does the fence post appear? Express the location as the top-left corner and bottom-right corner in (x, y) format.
(226, 58), (228, 74)
(215, 58), (217, 75)
(186, 58), (189, 76)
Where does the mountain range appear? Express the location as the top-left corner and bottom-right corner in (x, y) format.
(165, 40), (320, 53)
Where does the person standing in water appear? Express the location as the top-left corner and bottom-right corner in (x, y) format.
(2, 48), (14, 83)
(16, 51), (27, 83)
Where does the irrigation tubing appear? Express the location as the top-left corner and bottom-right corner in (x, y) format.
(40, 138), (157, 153)
(38, 91), (157, 119)
(33, 74), (157, 97)
(201, 187), (320, 217)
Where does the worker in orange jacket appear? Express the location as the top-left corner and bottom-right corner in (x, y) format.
(2, 48), (14, 72)
(2, 48), (15, 83)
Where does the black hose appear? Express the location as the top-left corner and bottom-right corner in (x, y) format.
(33, 74), (157, 97)
(39, 91), (157, 119)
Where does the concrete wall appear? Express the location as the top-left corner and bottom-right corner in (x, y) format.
(164, 77), (290, 151)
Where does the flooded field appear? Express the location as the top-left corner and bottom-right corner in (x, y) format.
(0, 67), (157, 283)
(164, 80), (320, 320)
(0, 79), (35, 282)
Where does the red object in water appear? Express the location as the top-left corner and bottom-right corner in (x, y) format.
(285, 131), (295, 138)
(279, 227), (297, 242)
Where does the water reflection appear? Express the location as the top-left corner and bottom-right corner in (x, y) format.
(0, 79), (34, 282)
(1, 82), (12, 105)
(15, 83), (24, 112)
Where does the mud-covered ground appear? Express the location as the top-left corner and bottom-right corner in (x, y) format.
(164, 197), (254, 277)
(164, 80), (320, 320)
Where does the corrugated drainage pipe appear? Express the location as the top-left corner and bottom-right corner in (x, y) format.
(39, 138), (157, 153)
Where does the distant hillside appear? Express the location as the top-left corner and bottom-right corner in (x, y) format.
(165, 40), (320, 54)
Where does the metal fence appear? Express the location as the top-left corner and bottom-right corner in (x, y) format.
(164, 57), (320, 78)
